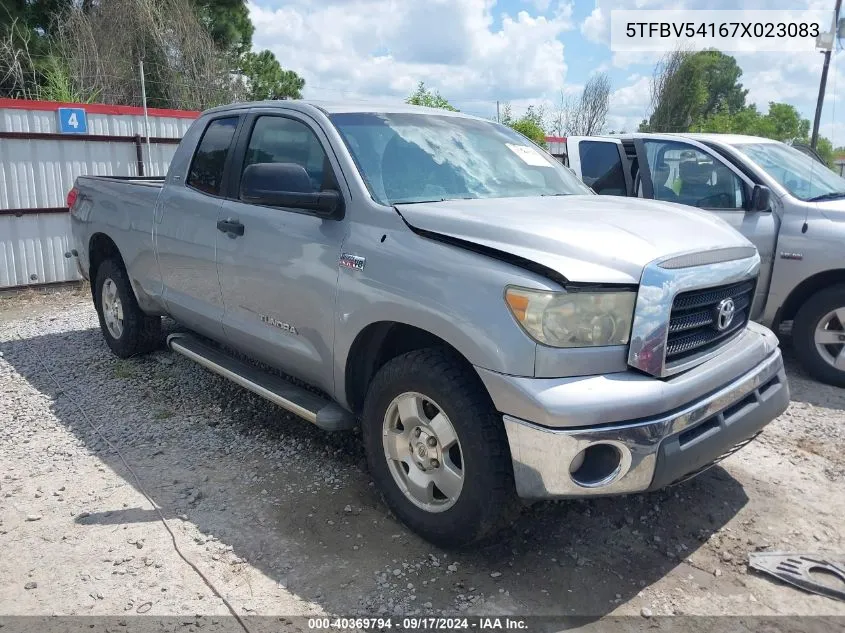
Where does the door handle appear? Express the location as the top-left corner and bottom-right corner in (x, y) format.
(217, 218), (244, 237)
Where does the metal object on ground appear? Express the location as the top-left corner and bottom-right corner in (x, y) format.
(749, 552), (845, 602)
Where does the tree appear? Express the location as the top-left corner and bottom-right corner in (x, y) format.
(553, 73), (610, 136)
(53, 0), (241, 109)
(640, 49), (748, 133)
(405, 82), (458, 111)
(240, 50), (304, 100)
(501, 103), (548, 147)
(697, 102), (837, 168)
(193, 0), (253, 57)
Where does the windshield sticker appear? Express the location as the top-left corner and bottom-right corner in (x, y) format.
(506, 143), (550, 167)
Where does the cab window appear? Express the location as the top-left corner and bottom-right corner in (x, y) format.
(241, 116), (337, 196)
(578, 141), (627, 196)
(187, 117), (239, 196)
(644, 140), (744, 209)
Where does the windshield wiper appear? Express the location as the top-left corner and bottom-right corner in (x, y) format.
(807, 192), (845, 202)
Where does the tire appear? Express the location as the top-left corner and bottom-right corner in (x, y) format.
(93, 258), (161, 358)
(792, 284), (845, 387)
(362, 347), (518, 548)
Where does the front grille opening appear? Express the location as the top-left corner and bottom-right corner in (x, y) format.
(759, 375), (780, 398)
(666, 278), (756, 365)
(678, 415), (720, 447)
(721, 392), (757, 422)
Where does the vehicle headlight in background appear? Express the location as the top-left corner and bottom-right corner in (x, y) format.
(505, 287), (636, 348)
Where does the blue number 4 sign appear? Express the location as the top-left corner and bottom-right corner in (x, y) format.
(57, 108), (88, 134)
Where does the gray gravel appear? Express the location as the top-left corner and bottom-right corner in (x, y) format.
(1, 288), (844, 621)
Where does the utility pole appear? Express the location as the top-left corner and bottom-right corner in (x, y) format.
(139, 60), (152, 175)
(811, 0), (843, 149)
(496, 100), (500, 123)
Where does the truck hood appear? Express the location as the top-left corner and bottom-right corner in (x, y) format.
(395, 195), (752, 285)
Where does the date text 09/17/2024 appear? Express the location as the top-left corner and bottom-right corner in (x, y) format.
(307, 617), (528, 630)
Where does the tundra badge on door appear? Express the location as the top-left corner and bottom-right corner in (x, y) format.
(259, 314), (298, 335)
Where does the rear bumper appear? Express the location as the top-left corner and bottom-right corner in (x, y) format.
(502, 348), (788, 499)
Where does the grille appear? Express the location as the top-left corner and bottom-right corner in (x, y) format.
(666, 279), (755, 364)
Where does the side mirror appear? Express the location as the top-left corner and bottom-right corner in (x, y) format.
(749, 184), (771, 212)
(241, 162), (344, 219)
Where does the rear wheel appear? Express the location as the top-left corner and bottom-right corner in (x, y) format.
(792, 284), (845, 387)
(94, 259), (161, 358)
(362, 348), (518, 547)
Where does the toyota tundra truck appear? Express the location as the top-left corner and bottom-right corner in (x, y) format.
(68, 101), (790, 547)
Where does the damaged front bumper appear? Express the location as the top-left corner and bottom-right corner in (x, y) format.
(482, 325), (789, 499)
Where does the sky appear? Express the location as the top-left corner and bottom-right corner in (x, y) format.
(247, 0), (845, 146)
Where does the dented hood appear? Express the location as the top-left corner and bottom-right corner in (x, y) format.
(395, 195), (752, 285)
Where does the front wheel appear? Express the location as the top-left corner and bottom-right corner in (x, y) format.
(362, 348), (518, 548)
(792, 284), (845, 387)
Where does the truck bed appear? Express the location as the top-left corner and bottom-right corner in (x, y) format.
(71, 175), (166, 302)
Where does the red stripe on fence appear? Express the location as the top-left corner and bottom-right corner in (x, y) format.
(0, 98), (201, 119)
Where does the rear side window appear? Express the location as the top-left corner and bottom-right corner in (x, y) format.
(187, 117), (239, 196)
(578, 141), (627, 196)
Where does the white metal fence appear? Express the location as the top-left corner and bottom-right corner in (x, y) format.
(0, 98), (197, 288)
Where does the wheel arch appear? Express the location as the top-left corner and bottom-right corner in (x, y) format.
(344, 321), (486, 416)
(777, 269), (845, 326)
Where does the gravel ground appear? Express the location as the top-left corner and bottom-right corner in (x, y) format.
(1, 287), (844, 623)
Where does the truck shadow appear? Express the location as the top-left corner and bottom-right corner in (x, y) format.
(1, 325), (751, 619)
(779, 344), (845, 412)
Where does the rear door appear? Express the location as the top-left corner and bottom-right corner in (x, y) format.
(215, 109), (349, 394)
(155, 114), (243, 340)
(637, 136), (780, 317)
(566, 137), (633, 196)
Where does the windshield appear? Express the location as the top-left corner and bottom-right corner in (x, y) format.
(329, 112), (590, 205)
(731, 141), (845, 202)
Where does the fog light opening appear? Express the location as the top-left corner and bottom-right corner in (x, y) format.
(569, 443), (623, 488)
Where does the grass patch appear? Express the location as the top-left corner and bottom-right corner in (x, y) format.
(112, 361), (136, 379)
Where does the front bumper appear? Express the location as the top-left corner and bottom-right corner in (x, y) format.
(500, 346), (788, 499)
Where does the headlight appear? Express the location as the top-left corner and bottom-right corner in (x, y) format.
(505, 286), (636, 348)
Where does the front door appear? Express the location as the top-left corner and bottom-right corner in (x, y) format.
(155, 115), (241, 339)
(216, 112), (349, 393)
(639, 138), (780, 317)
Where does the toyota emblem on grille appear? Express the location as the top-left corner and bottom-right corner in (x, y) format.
(715, 298), (736, 331)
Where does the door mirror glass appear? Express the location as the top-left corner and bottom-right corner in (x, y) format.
(242, 162), (314, 195)
(241, 163), (343, 218)
(749, 184), (771, 212)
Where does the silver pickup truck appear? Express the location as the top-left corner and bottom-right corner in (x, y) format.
(559, 133), (845, 387)
(69, 101), (789, 547)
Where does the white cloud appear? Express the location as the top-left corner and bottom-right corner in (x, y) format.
(249, 0), (574, 105)
(607, 74), (651, 131)
(580, 7), (607, 43)
(525, 0), (552, 12)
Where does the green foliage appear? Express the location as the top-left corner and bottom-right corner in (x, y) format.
(37, 55), (97, 103)
(193, 0), (253, 56)
(240, 50), (304, 100)
(405, 82), (458, 111)
(500, 103), (548, 147)
(641, 49), (748, 133)
(815, 137), (834, 168)
(697, 102), (835, 167)
(0, 0), (306, 109)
